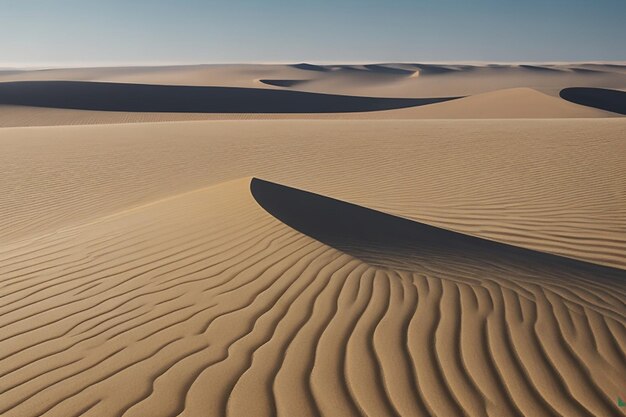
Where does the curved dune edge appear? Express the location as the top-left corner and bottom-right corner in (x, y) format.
(249, 177), (626, 273)
(258, 79), (311, 88)
(1, 177), (624, 417)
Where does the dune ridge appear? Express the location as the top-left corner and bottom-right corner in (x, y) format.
(0, 177), (623, 417)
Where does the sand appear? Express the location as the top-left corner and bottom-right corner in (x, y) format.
(0, 64), (625, 417)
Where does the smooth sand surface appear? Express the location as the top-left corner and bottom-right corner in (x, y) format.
(1, 64), (625, 417)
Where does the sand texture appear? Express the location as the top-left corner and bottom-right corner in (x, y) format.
(1, 64), (625, 417)
(0, 174), (624, 417)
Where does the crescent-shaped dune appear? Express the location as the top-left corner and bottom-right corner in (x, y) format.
(0, 177), (624, 417)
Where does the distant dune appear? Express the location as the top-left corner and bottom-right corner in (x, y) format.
(0, 63), (624, 126)
(1, 63), (624, 97)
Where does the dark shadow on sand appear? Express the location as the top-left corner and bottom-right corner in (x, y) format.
(0, 81), (459, 113)
(560, 87), (626, 115)
(259, 79), (310, 88)
(519, 65), (562, 72)
(251, 178), (626, 279)
(290, 63), (330, 72)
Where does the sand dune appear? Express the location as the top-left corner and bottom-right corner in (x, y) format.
(0, 177), (623, 417)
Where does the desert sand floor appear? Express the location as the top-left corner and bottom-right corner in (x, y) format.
(0, 118), (625, 417)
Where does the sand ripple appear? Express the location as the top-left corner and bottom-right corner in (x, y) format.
(0, 178), (624, 417)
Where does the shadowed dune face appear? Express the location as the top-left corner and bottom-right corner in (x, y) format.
(289, 63), (331, 72)
(518, 65), (562, 73)
(250, 178), (626, 280)
(258, 79), (310, 88)
(560, 87), (626, 115)
(362, 64), (416, 76)
(0, 81), (459, 113)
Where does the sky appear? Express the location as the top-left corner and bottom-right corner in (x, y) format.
(1, 0), (625, 67)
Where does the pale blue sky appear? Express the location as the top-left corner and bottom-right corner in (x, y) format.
(2, 0), (625, 67)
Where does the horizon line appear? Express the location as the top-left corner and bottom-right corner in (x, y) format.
(2, 60), (626, 71)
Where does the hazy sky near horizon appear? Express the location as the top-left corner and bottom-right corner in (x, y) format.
(2, 0), (625, 66)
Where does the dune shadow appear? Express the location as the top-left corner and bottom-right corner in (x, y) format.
(568, 67), (606, 74)
(259, 79), (310, 88)
(0, 81), (460, 113)
(560, 87), (626, 115)
(519, 65), (561, 72)
(362, 64), (416, 76)
(290, 63), (331, 72)
(250, 178), (626, 281)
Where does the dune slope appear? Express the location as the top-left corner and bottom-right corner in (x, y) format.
(0, 177), (624, 417)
